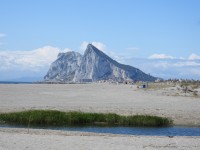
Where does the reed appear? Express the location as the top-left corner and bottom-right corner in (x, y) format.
(0, 110), (172, 127)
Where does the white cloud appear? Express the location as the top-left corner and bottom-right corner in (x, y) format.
(148, 54), (176, 59)
(80, 41), (128, 63)
(125, 58), (200, 80)
(0, 46), (68, 71)
(80, 41), (88, 52)
(63, 48), (72, 52)
(92, 42), (106, 51)
(80, 41), (106, 53)
(173, 61), (200, 67)
(1, 43), (199, 81)
(152, 61), (171, 69)
(188, 53), (200, 60)
(107, 51), (126, 63)
(0, 33), (6, 38)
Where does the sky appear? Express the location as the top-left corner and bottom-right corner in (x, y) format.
(0, 0), (200, 81)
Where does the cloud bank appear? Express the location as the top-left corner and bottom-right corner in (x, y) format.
(0, 46), (67, 71)
(148, 54), (176, 59)
(126, 53), (200, 80)
(188, 53), (200, 60)
(0, 46), (70, 81)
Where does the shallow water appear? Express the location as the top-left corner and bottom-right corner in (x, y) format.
(56, 126), (200, 136)
(1, 125), (200, 136)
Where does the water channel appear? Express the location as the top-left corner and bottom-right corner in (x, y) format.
(1, 125), (200, 136)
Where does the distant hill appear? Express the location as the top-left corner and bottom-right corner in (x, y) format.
(44, 44), (157, 82)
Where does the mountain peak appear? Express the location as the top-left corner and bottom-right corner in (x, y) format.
(87, 43), (95, 49)
(44, 44), (157, 82)
(84, 44), (108, 61)
(85, 44), (99, 54)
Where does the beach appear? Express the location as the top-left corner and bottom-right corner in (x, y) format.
(0, 83), (200, 150)
(0, 83), (199, 126)
(0, 127), (200, 150)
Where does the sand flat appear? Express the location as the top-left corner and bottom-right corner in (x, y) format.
(0, 83), (200, 150)
(0, 83), (200, 126)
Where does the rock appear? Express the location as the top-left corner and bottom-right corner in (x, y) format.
(44, 44), (157, 82)
(187, 86), (194, 92)
(44, 51), (82, 82)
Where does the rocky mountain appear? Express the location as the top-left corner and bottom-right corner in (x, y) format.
(44, 44), (157, 82)
(44, 51), (82, 82)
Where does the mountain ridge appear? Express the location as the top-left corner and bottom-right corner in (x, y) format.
(44, 44), (157, 82)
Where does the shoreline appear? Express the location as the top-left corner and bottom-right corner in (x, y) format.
(1, 126), (200, 137)
(0, 127), (200, 150)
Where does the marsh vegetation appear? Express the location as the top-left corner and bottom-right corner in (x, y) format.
(0, 110), (172, 127)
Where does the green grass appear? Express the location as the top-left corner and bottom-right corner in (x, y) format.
(0, 110), (172, 127)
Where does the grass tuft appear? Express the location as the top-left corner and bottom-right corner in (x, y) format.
(0, 110), (172, 127)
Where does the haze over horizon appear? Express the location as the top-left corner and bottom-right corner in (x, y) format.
(0, 0), (200, 81)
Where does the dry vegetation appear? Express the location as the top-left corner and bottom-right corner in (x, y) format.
(136, 80), (200, 97)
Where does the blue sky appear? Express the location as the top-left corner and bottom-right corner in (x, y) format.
(0, 0), (200, 81)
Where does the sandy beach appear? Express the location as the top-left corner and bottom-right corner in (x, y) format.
(0, 83), (200, 150)
(0, 127), (200, 150)
(0, 83), (199, 126)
